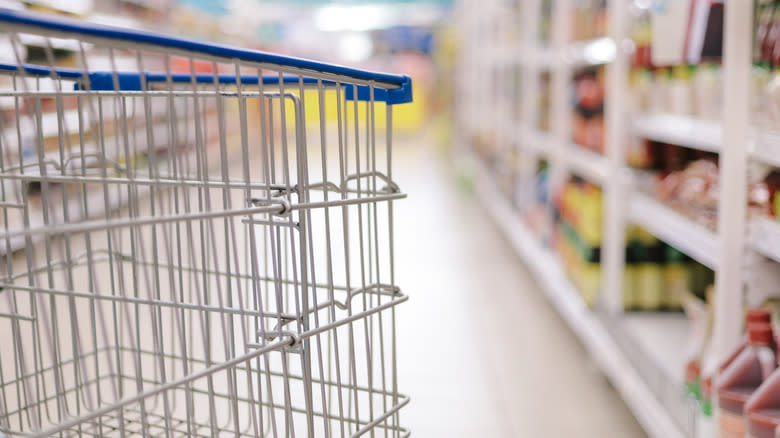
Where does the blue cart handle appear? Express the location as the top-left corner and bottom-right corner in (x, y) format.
(0, 8), (412, 104)
(0, 62), (402, 104)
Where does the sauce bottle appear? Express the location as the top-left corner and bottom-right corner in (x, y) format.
(720, 309), (774, 374)
(762, 7), (780, 67)
(746, 340), (780, 438)
(704, 306), (769, 417)
(717, 323), (776, 438)
(758, 1), (777, 64)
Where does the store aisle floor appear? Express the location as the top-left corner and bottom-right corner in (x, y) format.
(392, 134), (646, 437)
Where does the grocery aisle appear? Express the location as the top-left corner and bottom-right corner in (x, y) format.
(392, 134), (645, 437)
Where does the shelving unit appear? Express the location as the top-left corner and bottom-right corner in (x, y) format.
(469, 154), (687, 438)
(456, 1), (765, 437)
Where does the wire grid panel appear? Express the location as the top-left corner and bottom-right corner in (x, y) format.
(0, 9), (410, 438)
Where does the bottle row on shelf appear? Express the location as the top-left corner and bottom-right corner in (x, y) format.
(552, 176), (714, 311)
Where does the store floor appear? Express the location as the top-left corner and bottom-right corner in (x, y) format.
(393, 133), (646, 437)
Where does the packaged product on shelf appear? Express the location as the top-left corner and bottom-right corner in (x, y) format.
(686, 359), (702, 400)
(572, 0), (607, 41)
(699, 286), (718, 416)
(579, 257), (601, 307)
(656, 158), (719, 230)
(626, 137), (655, 169)
(629, 68), (653, 113)
(634, 228), (664, 311)
(767, 69), (780, 124)
(763, 172), (780, 219)
(623, 226), (640, 310)
(648, 68), (670, 114)
(630, 6), (652, 68)
(683, 291), (711, 402)
(749, 171), (780, 218)
(593, 0), (608, 40)
(668, 65), (694, 116)
(756, 0), (777, 64)
(539, 0), (553, 44)
(719, 309), (774, 374)
(771, 5), (780, 68)
(553, 179), (603, 306)
(663, 246), (690, 310)
(717, 323), (777, 438)
(689, 262), (716, 301)
(538, 72), (551, 131)
(573, 112), (587, 149)
(584, 115), (604, 153)
(753, 63), (772, 122)
(685, 0), (724, 64)
(650, 0), (691, 66)
(575, 70), (605, 112)
(693, 63), (722, 120)
(573, 69), (605, 152)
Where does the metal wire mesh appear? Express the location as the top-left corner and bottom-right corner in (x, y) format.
(0, 10), (409, 438)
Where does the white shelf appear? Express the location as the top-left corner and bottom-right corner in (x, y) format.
(470, 155), (686, 438)
(633, 113), (722, 153)
(616, 312), (712, 438)
(750, 216), (780, 264)
(566, 143), (609, 184)
(628, 191), (718, 270)
(622, 312), (690, 385)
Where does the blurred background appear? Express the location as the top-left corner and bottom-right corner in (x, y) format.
(6, 1), (780, 437)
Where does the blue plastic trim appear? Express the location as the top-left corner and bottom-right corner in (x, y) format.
(344, 77), (413, 105)
(0, 8), (413, 104)
(0, 62), (412, 104)
(85, 72), (412, 104)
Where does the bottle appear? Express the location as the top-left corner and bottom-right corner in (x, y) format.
(768, 5), (780, 67)
(717, 323), (777, 438)
(745, 340), (780, 438)
(758, 1), (777, 64)
(668, 65), (694, 116)
(720, 309), (774, 374)
(767, 69), (780, 123)
(753, 63), (771, 122)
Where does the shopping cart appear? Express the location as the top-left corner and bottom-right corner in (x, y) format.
(0, 8), (411, 438)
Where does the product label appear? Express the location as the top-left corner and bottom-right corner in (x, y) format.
(718, 409), (745, 438)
